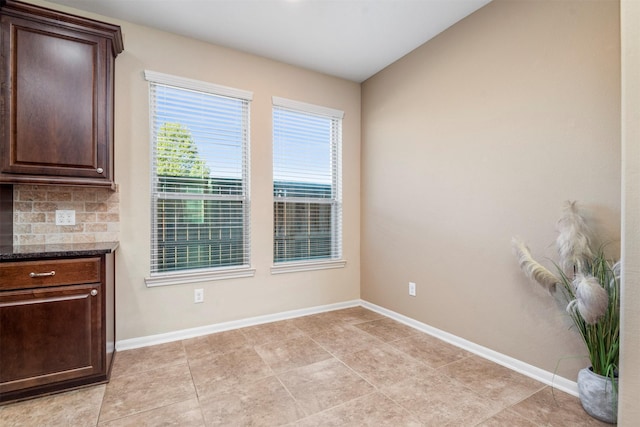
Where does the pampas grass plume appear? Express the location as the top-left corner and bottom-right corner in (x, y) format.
(569, 274), (609, 325)
(556, 201), (595, 273)
(511, 237), (559, 293)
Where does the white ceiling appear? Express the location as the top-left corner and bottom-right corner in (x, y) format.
(47, 0), (491, 82)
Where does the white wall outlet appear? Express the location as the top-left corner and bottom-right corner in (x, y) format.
(55, 210), (75, 226)
(409, 281), (416, 297)
(194, 288), (204, 303)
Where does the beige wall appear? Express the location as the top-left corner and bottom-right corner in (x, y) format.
(32, 0), (361, 341)
(620, 0), (640, 424)
(361, 0), (621, 382)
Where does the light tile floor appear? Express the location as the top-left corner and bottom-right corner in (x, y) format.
(0, 307), (612, 426)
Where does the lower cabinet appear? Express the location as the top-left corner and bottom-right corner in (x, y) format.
(0, 253), (115, 403)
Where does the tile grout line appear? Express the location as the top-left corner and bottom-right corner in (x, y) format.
(182, 339), (209, 425)
(273, 374), (311, 422)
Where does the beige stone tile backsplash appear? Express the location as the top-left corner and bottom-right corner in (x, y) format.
(13, 185), (119, 245)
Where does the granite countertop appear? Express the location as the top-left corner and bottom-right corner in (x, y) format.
(0, 242), (119, 260)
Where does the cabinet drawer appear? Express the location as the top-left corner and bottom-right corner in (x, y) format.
(0, 258), (101, 291)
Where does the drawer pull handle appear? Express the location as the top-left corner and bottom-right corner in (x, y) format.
(91, 289), (98, 296)
(30, 271), (56, 278)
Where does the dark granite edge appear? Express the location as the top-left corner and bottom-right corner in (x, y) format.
(0, 242), (119, 260)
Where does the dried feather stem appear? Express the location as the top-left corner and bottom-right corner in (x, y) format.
(511, 237), (560, 293)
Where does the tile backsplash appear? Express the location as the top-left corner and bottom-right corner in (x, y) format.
(13, 185), (119, 245)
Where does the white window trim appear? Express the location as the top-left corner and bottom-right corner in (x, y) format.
(272, 96), (344, 119)
(145, 266), (256, 287)
(270, 259), (346, 275)
(145, 70), (253, 283)
(145, 70), (253, 100)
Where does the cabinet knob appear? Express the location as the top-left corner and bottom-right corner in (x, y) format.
(96, 167), (104, 174)
(30, 271), (56, 278)
(91, 289), (98, 296)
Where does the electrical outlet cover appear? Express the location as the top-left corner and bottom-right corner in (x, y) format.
(55, 210), (75, 226)
(194, 288), (204, 303)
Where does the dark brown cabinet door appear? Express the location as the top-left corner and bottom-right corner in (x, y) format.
(4, 22), (107, 178)
(0, 283), (103, 396)
(0, 1), (123, 188)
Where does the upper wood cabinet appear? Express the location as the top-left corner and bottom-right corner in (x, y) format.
(0, 0), (123, 188)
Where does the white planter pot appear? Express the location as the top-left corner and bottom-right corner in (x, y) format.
(577, 367), (618, 424)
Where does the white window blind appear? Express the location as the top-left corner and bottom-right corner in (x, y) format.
(146, 71), (251, 275)
(272, 97), (343, 264)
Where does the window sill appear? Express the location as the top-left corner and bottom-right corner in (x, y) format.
(145, 266), (256, 287)
(271, 259), (346, 275)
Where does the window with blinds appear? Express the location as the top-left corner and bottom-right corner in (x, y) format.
(145, 71), (251, 275)
(272, 97), (343, 264)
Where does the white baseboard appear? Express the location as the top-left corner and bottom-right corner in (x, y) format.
(115, 298), (578, 397)
(115, 299), (360, 351)
(360, 300), (579, 397)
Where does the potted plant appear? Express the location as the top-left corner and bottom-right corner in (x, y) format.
(512, 201), (619, 424)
